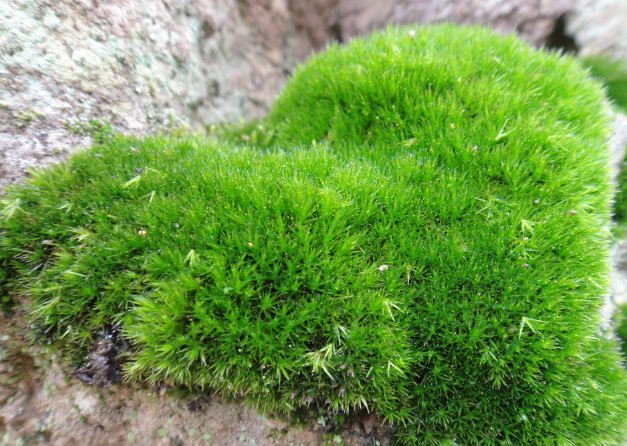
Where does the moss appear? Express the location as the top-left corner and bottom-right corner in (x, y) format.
(208, 119), (275, 147)
(64, 118), (115, 144)
(15, 109), (45, 129)
(0, 136), (412, 415)
(0, 285), (16, 312)
(1, 24), (627, 445)
(263, 24), (627, 444)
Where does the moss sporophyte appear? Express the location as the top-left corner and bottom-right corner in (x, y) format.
(2, 25), (627, 445)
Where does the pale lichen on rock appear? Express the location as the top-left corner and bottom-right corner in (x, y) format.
(0, 0), (310, 187)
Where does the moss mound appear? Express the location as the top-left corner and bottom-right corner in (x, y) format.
(0, 140), (412, 415)
(263, 24), (627, 444)
(2, 25), (627, 445)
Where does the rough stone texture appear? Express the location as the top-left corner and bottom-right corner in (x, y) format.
(337, 0), (577, 46)
(288, 0), (581, 51)
(600, 113), (627, 327)
(0, 0), (311, 188)
(567, 0), (627, 60)
(604, 113), (627, 330)
(288, 0), (341, 50)
(610, 113), (627, 184)
(289, 0), (627, 75)
(607, 240), (627, 323)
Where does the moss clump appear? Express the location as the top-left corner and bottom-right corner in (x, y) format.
(0, 137), (412, 415)
(263, 24), (627, 444)
(2, 24), (627, 445)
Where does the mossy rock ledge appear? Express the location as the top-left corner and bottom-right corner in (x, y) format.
(2, 25), (627, 445)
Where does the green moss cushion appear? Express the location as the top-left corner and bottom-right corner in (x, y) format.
(265, 24), (627, 445)
(2, 24), (627, 445)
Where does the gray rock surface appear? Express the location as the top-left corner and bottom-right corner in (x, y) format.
(337, 0), (577, 46)
(601, 112), (627, 328)
(611, 113), (627, 184)
(568, 0), (627, 60)
(290, 0), (583, 52)
(608, 240), (627, 323)
(0, 0), (313, 187)
(291, 0), (627, 73)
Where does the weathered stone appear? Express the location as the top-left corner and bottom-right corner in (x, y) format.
(289, 0), (580, 49)
(601, 112), (627, 328)
(0, 0), (312, 187)
(567, 0), (627, 60)
(0, 301), (392, 446)
(291, 0), (627, 72)
(611, 113), (627, 183)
